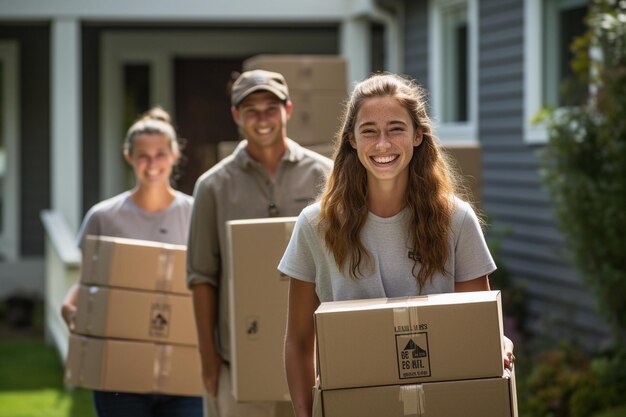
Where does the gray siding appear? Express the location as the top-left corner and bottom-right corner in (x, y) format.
(401, 0), (609, 349)
(0, 24), (51, 256)
(478, 0), (608, 348)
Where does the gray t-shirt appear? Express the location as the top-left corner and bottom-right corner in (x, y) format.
(277, 197), (496, 302)
(77, 190), (194, 247)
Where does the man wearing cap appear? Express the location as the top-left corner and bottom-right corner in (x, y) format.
(186, 70), (332, 417)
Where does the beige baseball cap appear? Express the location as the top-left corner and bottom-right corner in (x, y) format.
(231, 70), (290, 106)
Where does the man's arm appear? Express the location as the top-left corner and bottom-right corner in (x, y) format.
(187, 178), (223, 395)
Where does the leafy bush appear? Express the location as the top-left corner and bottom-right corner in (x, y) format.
(519, 344), (626, 417)
(539, 0), (626, 343)
(518, 343), (590, 417)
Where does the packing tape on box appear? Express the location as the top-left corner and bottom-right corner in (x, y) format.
(284, 221), (295, 244)
(153, 344), (174, 391)
(279, 221), (296, 282)
(85, 286), (99, 333)
(393, 304), (420, 333)
(399, 384), (426, 416)
(88, 237), (100, 283)
(156, 249), (175, 292)
(77, 336), (89, 384)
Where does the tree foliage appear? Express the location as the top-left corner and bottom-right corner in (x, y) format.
(539, 0), (626, 342)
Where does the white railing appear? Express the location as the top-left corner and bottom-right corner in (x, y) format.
(40, 210), (81, 361)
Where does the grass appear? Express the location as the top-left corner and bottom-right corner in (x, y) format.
(0, 338), (96, 417)
(0, 296), (96, 417)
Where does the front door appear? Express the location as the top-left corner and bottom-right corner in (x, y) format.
(174, 58), (243, 195)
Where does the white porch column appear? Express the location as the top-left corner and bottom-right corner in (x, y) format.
(51, 18), (82, 232)
(340, 16), (371, 90)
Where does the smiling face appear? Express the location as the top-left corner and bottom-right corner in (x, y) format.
(350, 96), (422, 189)
(125, 133), (178, 188)
(232, 91), (292, 152)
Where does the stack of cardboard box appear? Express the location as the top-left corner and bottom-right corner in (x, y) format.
(226, 217), (297, 402)
(243, 55), (347, 147)
(313, 291), (518, 417)
(64, 235), (203, 396)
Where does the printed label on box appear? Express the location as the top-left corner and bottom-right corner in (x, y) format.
(150, 303), (171, 338)
(395, 332), (431, 379)
(246, 316), (260, 340)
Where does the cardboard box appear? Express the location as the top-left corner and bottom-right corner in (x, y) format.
(81, 235), (189, 295)
(287, 90), (346, 146)
(243, 55), (347, 146)
(74, 285), (197, 346)
(316, 371), (518, 417)
(315, 291), (504, 390)
(226, 217), (297, 401)
(243, 55), (347, 91)
(64, 334), (203, 396)
(442, 142), (483, 207)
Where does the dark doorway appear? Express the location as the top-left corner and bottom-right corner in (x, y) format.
(174, 58), (244, 195)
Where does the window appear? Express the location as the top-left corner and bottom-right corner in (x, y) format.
(429, 0), (477, 142)
(0, 41), (19, 261)
(525, 0), (589, 143)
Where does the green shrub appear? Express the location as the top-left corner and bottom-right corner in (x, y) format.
(518, 344), (626, 417)
(539, 0), (626, 343)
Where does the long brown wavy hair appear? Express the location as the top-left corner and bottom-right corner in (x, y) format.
(319, 73), (468, 289)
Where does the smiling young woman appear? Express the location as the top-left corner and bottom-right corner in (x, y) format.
(278, 73), (514, 417)
(60, 107), (200, 417)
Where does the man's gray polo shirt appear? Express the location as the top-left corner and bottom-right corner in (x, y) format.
(186, 138), (332, 361)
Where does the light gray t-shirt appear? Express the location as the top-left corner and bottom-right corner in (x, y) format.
(277, 197), (496, 302)
(77, 190), (194, 247)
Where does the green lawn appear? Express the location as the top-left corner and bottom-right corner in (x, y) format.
(0, 338), (96, 417)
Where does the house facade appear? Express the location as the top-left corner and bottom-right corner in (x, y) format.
(0, 0), (399, 293)
(399, 0), (607, 348)
(0, 0), (607, 348)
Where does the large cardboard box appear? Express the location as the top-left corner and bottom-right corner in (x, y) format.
(315, 291), (504, 390)
(226, 217), (297, 402)
(286, 89), (346, 145)
(74, 285), (197, 346)
(442, 142), (483, 207)
(65, 334), (203, 396)
(81, 235), (189, 295)
(243, 55), (347, 146)
(315, 371), (518, 417)
(243, 55), (347, 91)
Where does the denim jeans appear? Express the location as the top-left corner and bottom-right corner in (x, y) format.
(93, 390), (203, 417)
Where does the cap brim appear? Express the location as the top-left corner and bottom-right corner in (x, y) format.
(234, 85), (288, 106)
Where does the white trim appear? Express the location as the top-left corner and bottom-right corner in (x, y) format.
(41, 210), (81, 360)
(0, 41), (20, 261)
(341, 17), (371, 86)
(524, 0), (589, 144)
(0, 0), (350, 20)
(100, 30), (341, 198)
(524, 0), (548, 144)
(51, 18), (82, 232)
(428, 0), (478, 143)
(40, 210), (81, 266)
